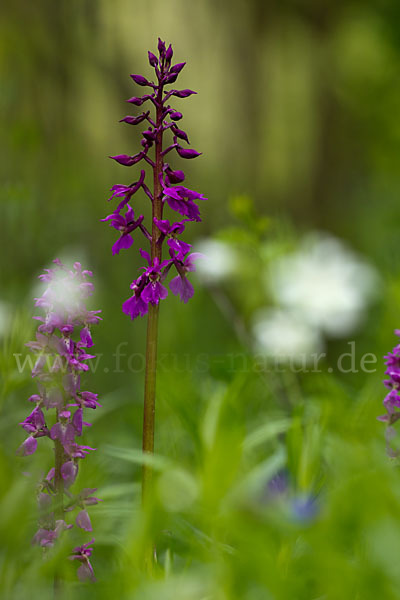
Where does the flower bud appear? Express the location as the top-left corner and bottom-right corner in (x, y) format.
(164, 72), (179, 84)
(148, 51), (158, 67)
(126, 96), (145, 105)
(130, 74), (150, 87)
(176, 147), (202, 159)
(170, 62), (186, 75)
(165, 44), (173, 64)
(165, 167), (185, 184)
(158, 38), (166, 57)
(110, 153), (144, 166)
(171, 125), (189, 143)
(172, 89), (197, 98)
(28, 394), (41, 403)
(142, 129), (157, 141)
(170, 111), (183, 121)
(119, 113), (148, 126)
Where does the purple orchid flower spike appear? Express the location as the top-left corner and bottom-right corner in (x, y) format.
(18, 260), (101, 583)
(103, 38), (207, 317)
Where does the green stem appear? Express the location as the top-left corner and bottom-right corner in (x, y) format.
(141, 80), (164, 567)
(142, 302), (159, 503)
(53, 429), (65, 597)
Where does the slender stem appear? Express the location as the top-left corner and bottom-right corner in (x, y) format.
(142, 83), (164, 509)
(53, 410), (65, 597)
(142, 303), (159, 502)
(54, 443), (65, 518)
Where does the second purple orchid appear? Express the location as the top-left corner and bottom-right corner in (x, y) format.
(378, 329), (400, 456)
(18, 260), (101, 582)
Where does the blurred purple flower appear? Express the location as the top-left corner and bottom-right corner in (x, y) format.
(378, 331), (400, 426)
(291, 495), (318, 522)
(32, 520), (73, 548)
(18, 260), (101, 582)
(267, 471), (289, 497)
(76, 509), (92, 532)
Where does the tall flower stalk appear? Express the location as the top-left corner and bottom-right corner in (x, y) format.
(103, 39), (205, 510)
(18, 260), (101, 584)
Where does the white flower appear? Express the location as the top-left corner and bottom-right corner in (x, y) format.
(194, 239), (236, 283)
(268, 233), (378, 337)
(252, 308), (323, 361)
(31, 250), (91, 319)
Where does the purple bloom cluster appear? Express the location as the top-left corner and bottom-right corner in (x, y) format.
(378, 329), (400, 425)
(18, 260), (101, 582)
(103, 38), (206, 319)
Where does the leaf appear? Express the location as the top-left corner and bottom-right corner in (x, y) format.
(224, 447), (287, 505)
(104, 445), (174, 471)
(243, 418), (292, 453)
(201, 388), (224, 450)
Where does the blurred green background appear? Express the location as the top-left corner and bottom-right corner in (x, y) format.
(2, 0), (400, 598)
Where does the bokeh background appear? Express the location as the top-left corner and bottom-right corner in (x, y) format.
(2, 1), (400, 598)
